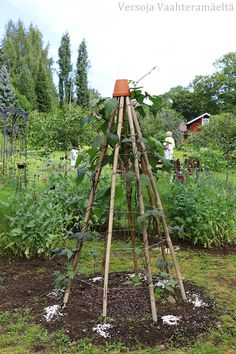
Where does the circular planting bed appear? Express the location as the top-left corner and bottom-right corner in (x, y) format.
(0, 258), (219, 349)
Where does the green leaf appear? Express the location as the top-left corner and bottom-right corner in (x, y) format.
(51, 247), (62, 254)
(66, 249), (73, 260)
(148, 155), (158, 169)
(115, 184), (124, 200)
(10, 228), (22, 235)
(162, 158), (172, 172)
(136, 105), (146, 118)
(134, 247), (143, 255)
(75, 153), (84, 168)
(148, 137), (163, 148)
(60, 248), (69, 256)
(70, 232), (89, 241)
(77, 265), (89, 276)
(80, 114), (94, 128)
(67, 271), (75, 279)
(103, 155), (114, 166)
(156, 259), (168, 271)
(166, 285), (175, 294)
(0, 199), (9, 207)
(104, 98), (118, 118)
(108, 133), (119, 146)
(132, 275), (141, 284)
(92, 134), (104, 149)
(75, 167), (87, 185)
(155, 287), (163, 299)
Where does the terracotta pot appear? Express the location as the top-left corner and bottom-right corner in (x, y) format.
(113, 79), (130, 97)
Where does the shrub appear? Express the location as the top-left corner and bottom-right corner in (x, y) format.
(188, 113), (236, 166)
(0, 174), (85, 258)
(191, 148), (227, 171)
(168, 175), (236, 247)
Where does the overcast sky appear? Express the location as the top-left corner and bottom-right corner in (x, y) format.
(0, 0), (235, 97)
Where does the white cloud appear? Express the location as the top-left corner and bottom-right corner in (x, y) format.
(3, 0), (236, 96)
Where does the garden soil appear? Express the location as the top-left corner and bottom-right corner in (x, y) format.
(0, 256), (222, 350)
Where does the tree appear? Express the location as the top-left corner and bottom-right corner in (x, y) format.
(58, 32), (72, 106)
(189, 113), (236, 154)
(162, 52), (236, 119)
(0, 65), (17, 109)
(213, 52), (236, 112)
(141, 107), (184, 145)
(162, 86), (200, 120)
(0, 45), (4, 66)
(75, 39), (89, 106)
(35, 60), (51, 112)
(14, 62), (36, 110)
(1, 20), (57, 112)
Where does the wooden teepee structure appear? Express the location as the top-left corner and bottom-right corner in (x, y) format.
(63, 79), (187, 322)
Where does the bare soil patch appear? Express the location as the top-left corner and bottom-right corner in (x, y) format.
(0, 257), (219, 349)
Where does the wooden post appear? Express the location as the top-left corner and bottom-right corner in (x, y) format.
(126, 97), (157, 322)
(102, 97), (125, 318)
(63, 108), (116, 306)
(131, 104), (187, 301)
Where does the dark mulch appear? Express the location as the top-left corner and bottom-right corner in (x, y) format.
(0, 257), (219, 349)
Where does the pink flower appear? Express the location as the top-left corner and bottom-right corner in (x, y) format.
(176, 172), (185, 181)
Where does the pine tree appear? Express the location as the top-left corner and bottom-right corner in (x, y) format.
(14, 62), (36, 110)
(75, 39), (89, 106)
(58, 32), (72, 106)
(0, 46), (4, 66)
(35, 60), (51, 112)
(1, 20), (57, 112)
(0, 65), (17, 109)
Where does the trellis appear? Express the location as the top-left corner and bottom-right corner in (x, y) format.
(0, 107), (28, 187)
(63, 80), (187, 322)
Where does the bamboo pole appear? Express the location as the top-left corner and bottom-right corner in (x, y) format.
(126, 97), (157, 322)
(122, 105), (138, 274)
(131, 103), (187, 301)
(63, 108), (116, 306)
(102, 96), (125, 318)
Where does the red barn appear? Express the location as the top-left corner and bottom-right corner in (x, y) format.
(186, 113), (211, 132)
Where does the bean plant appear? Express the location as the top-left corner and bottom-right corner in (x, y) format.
(168, 174), (236, 247)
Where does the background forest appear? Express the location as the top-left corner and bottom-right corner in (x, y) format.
(0, 19), (236, 151)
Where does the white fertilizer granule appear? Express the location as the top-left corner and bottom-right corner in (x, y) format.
(47, 288), (64, 299)
(155, 279), (169, 288)
(191, 294), (207, 308)
(89, 276), (103, 282)
(161, 315), (181, 325)
(44, 305), (63, 322)
(92, 323), (113, 338)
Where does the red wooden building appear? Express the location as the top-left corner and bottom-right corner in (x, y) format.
(180, 113), (211, 133)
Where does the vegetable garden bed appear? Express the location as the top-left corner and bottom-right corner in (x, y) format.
(0, 257), (219, 349)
